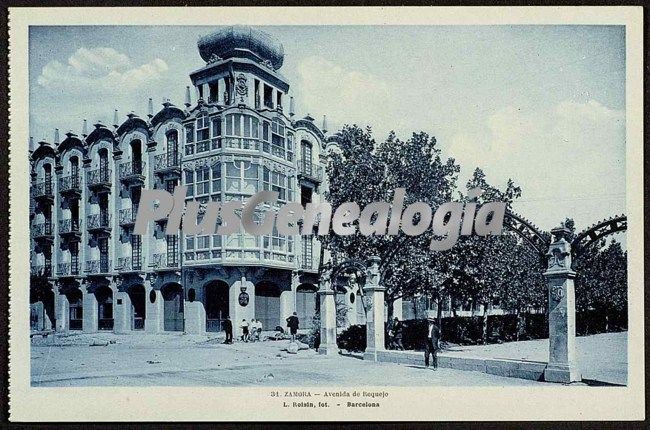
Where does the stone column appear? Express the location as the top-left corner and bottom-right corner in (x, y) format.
(55, 287), (69, 332)
(317, 264), (338, 355)
(113, 286), (132, 334)
(543, 225), (582, 383)
(363, 256), (386, 361)
(82, 285), (98, 333)
(145, 278), (164, 333)
(184, 301), (206, 335)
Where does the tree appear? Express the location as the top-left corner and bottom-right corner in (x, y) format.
(323, 125), (459, 314)
(562, 218), (627, 332)
(442, 168), (525, 343)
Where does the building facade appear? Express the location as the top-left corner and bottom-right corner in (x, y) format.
(29, 26), (340, 337)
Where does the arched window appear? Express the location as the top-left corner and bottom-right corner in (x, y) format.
(43, 163), (52, 193)
(130, 140), (143, 175)
(166, 130), (178, 164)
(301, 141), (313, 175)
(98, 148), (109, 181)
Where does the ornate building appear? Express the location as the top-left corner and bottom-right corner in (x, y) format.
(29, 26), (337, 336)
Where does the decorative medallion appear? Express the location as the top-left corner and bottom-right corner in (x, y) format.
(236, 73), (248, 102)
(238, 291), (250, 307)
(551, 286), (564, 302)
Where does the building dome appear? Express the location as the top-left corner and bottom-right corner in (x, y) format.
(198, 25), (284, 70)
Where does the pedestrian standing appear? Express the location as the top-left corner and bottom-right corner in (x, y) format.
(241, 318), (249, 342)
(256, 319), (263, 341)
(224, 316), (233, 344)
(424, 317), (441, 370)
(393, 317), (405, 350)
(286, 312), (299, 342)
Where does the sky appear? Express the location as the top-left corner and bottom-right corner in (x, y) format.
(29, 25), (626, 238)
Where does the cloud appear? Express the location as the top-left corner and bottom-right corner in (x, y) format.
(294, 56), (396, 133)
(37, 47), (168, 94)
(447, 99), (625, 230)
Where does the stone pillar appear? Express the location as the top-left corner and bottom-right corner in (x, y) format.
(218, 78), (225, 104)
(280, 290), (294, 331)
(363, 256), (385, 361)
(184, 301), (206, 334)
(317, 263), (338, 355)
(543, 225), (582, 383)
(82, 286), (98, 333)
(55, 287), (69, 332)
(231, 277), (254, 339)
(113, 290), (132, 334)
(145, 280), (164, 333)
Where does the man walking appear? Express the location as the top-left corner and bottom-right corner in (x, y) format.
(425, 317), (441, 370)
(223, 316), (233, 344)
(392, 317), (404, 350)
(286, 312), (299, 342)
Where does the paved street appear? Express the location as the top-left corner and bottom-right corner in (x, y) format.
(31, 331), (626, 387)
(31, 333), (546, 387)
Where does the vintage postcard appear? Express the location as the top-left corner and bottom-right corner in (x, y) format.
(7, 6), (644, 422)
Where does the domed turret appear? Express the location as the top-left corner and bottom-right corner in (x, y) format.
(197, 25), (284, 70)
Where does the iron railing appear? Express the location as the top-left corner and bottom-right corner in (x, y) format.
(119, 160), (146, 180)
(87, 213), (111, 230)
(86, 169), (111, 187)
(133, 317), (145, 330)
(32, 181), (54, 198)
(118, 207), (137, 225)
(117, 256), (142, 272)
(31, 264), (52, 277)
(33, 221), (54, 237)
(85, 258), (111, 274)
(298, 160), (323, 182)
(58, 175), (81, 193)
(58, 218), (81, 234)
(57, 261), (80, 276)
(151, 253), (179, 269)
(153, 152), (180, 171)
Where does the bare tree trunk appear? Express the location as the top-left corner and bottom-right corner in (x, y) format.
(436, 296), (443, 338)
(481, 302), (489, 344)
(387, 297), (394, 322)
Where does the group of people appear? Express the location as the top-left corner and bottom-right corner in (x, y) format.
(388, 316), (441, 370)
(240, 318), (264, 342)
(220, 312), (301, 344)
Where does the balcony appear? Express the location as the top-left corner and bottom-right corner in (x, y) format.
(151, 253), (179, 271)
(118, 207), (137, 226)
(58, 175), (82, 196)
(119, 160), (146, 184)
(32, 181), (54, 201)
(153, 152), (180, 174)
(57, 261), (81, 277)
(116, 256), (143, 273)
(85, 258), (111, 276)
(31, 264), (52, 277)
(298, 161), (323, 183)
(58, 218), (82, 238)
(87, 213), (111, 233)
(222, 137), (259, 151)
(32, 221), (54, 241)
(86, 169), (112, 191)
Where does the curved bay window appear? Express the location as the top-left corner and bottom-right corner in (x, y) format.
(262, 167), (293, 202)
(225, 161), (258, 195)
(224, 114), (259, 150)
(196, 112), (210, 152)
(184, 123), (195, 155)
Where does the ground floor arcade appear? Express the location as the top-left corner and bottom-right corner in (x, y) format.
(35, 266), (331, 337)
